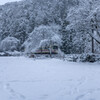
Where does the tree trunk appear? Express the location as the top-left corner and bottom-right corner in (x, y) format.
(92, 37), (94, 53)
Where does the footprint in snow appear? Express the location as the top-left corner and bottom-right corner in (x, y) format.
(4, 83), (26, 100)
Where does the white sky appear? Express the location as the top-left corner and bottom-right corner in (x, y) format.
(0, 0), (21, 5)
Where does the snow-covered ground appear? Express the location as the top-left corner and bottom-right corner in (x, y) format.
(0, 57), (100, 100)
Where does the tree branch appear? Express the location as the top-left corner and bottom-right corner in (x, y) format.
(89, 33), (100, 44)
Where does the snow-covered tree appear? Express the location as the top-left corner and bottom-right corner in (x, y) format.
(66, 0), (100, 53)
(0, 37), (20, 52)
(24, 25), (61, 53)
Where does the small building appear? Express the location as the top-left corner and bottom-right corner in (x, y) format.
(34, 44), (58, 55)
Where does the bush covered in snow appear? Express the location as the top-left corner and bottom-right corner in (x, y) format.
(79, 54), (96, 62)
(65, 53), (100, 63)
(0, 37), (20, 52)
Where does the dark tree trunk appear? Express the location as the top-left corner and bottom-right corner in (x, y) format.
(92, 37), (94, 53)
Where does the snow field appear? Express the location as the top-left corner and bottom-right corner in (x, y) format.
(0, 57), (100, 100)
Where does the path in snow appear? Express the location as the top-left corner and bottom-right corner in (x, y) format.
(0, 57), (100, 100)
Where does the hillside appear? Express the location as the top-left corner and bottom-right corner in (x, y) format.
(0, 0), (100, 54)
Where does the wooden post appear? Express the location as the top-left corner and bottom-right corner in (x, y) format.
(49, 40), (52, 58)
